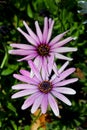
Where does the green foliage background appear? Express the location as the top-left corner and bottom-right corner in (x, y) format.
(0, 0), (87, 129)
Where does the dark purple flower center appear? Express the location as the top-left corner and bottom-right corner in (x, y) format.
(38, 81), (53, 93)
(37, 44), (50, 56)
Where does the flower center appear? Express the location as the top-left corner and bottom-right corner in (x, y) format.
(37, 44), (50, 56)
(38, 81), (53, 93)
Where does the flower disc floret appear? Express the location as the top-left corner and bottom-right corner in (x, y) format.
(37, 44), (50, 56)
(38, 81), (53, 93)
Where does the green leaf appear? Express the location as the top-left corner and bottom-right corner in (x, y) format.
(7, 102), (17, 115)
(1, 64), (18, 76)
(27, 4), (33, 18)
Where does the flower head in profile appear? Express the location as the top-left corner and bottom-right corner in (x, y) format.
(11, 61), (78, 116)
(9, 17), (77, 71)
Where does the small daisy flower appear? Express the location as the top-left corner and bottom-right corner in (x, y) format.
(11, 61), (78, 116)
(9, 17), (77, 72)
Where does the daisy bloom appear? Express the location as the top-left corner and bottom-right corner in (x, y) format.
(9, 17), (77, 71)
(11, 61), (78, 116)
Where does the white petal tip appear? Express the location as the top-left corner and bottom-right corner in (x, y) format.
(73, 37), (77, 40)
(12, 86), (15, 89)
(21, 105), (26, 110)
(23, 20), (26, 24)
(11, 95), (15, 99)
(10, 44), (14, 47)
(68, 103), (72, 106)
(31, 109), (35, 114)
(69, 58), (73, 61)
(17, 59), (21, 62)
(72, 48), (78, 51)
(70, 89), (76, 95)
(17, 27), (21, 31)
(8, 50), (12, 54)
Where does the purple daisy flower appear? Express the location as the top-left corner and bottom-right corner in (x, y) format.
(9, 17), (77, 72)
(11, 60), (78, 116)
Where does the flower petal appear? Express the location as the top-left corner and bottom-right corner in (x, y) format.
(30, 56), (40, 78)
(9, 49), (35, 55)
(53, 87), (76, 95)
(35, 21), (43, 43)
(17, 28), (37, 46)
(28, 60), (42, 81)
(54, 78), (78, 87)
(52, 91), (71, 106)
(41, 57), (47, 80)
(11, 89), (38, 99)
(13, 74), (38, 85)
(41, 94), (48, 114)
(52, 68), (76, 84)
(48, 93), (59, 116)
(19, 69), (30, 77)
(48, 55), (54, 75)
(55, 53), (73, 61)
(23, 21), (39, 44)
(43, 17), (48, 43)
(21, 92), (41, 110)
(17, 53), (37, 61)
(53, 62), (58, 75)
(49, 18), (52, 27)
(49, 30), (69, 46)
(31, 94), (44, 113)
(58, 61), (69, 74)
(46, 20), (54, 43)
(52, 47), (77, 53)
(52, 37), (74, 48)
(10, 43), (35, 50)
(12, 84), (37, 90)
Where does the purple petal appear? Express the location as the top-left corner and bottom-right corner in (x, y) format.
(52, 68), (76, 84)
(30, 57), (40, 78)
(34, 56), (40, 68)
(52, 91), (71, 106)
(53, 87), (76, 95)
(19, 69), (30, 77)
(41, 94), (48, 114)
(13, 74), (38, 85)
(17, 27), (37, 46)
(12, 84), (37, 90)
(54, 78), (78, 87)
(10, 43), (35, 50)
(50, 74), (57, 82)
(41, 58), (46, 80)
(23, 21), (39, 44)
(37, 56), (42, 71)
(60, 68), (76, 79)
(48, 55), (54, 75)
(49, 30), (69, 46)
(41, 57), (48, 80)
(52, 47), (77, 53)
(31, 94), (44, 113)
(53, 62), (58, 75)
(11, 89), (38, 99)
(46, 20), (54, 43)
(42, 17), (48, 43)
(28, 60), (42, 81)
(55, 53), (73, 61)
(9, 49), (35, 55)
(51, 37), (73, 49)
(35, 21), (43, 43)
(21, 92), (41, 110)
(49, 18), (52, 27)
(17, 53), (37, 61)
(48, 93), (59, 116)
(58, 61), (69, 74)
